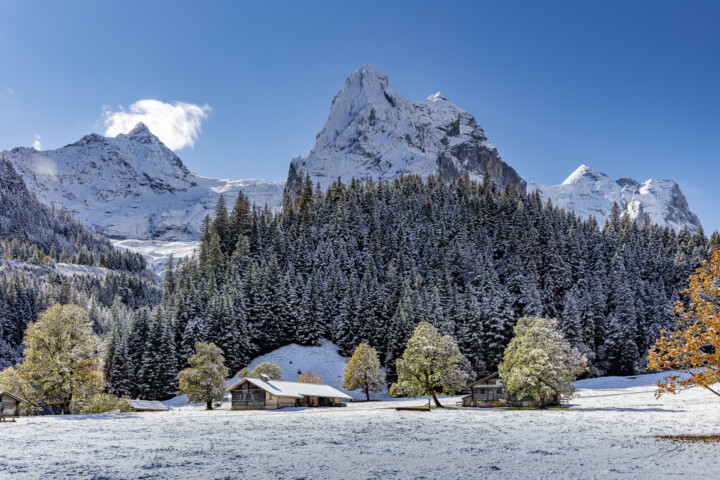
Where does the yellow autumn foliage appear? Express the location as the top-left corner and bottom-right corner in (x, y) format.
(647, 248), (720, 398)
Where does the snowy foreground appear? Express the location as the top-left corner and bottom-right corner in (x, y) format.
(1, 373), (718, 479)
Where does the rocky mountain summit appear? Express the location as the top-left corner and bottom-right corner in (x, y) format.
(529, 165), (701, 232)
(287, 64), (525, 193)
(1, 124), (284, 241)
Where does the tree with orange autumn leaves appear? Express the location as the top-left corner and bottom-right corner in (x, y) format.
(647, 247), (720, 398)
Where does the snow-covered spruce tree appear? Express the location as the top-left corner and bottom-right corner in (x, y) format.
(384, 283), (417, 383)
(154, 175), (711, 378)
(178, 342), (229, 410)
(498, 317), (587, 408)
(139, 309), (178, 401)
(104, 323), (133, 397)
(343, 343), (386, 401)
(604, 254), (639, 375)
(390, 322), (470, 407)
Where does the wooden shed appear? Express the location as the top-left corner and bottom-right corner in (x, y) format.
(461, 373), (558, 408)
(227, 375), (352, 410)
(128, 400), (169, 412)
(0, 391), (22, 420)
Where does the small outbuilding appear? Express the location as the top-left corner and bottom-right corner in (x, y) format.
(128, 400), (169, 412)
(0, 391), (22, 420)
(227, 375), (352, 410)
(461, 373), (557, 408)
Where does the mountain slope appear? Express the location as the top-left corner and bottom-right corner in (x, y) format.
(287, 64), (525, 193)
(528, 165), (701, 231)
(0, 157), (118, 258)
(1, 124), (284, 242)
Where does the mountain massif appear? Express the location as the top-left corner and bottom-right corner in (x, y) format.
(1, 124), (284, 242)
(0, 65), (704, 271)
(287, 64), (525, 194)
(529, 165), (701, 232)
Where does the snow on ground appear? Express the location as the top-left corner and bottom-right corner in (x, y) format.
(111, 239), (199, 276)
(1, 258), (113, 277)
(2, 372), (719, 479)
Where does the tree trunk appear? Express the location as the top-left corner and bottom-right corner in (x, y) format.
(430, 391), (442, 408)
(63, 402), (71, 415)
(206, 399), (213, 410)
(365, 387), (370, 402)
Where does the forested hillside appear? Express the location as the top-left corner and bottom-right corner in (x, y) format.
(106, 175), (718, 400)
(0, 157), (161, 367)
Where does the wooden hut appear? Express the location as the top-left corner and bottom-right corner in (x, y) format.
(227, 375), (352, 410)
(461, 373), (557, 408)
(0, 391), (22, 421)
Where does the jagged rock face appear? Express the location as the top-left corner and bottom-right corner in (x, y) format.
(287, 65), (526, 193)
(1, 124), (285, 241)
(529, 165), (701, 232)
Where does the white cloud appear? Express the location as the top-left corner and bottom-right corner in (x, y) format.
(103, 99), (210, 150)
(32, 134), (42, 150)
(5, 88), (13, 95)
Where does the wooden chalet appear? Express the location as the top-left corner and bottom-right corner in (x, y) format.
(226, 375), (352, 410)
(461, 373), (558, 408)
(0, 391), (22, 420)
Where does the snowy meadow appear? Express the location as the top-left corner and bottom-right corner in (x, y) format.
(1, 372), (717, 479)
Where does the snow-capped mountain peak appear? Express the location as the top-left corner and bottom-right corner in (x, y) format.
(1, 129), (284, 242)
(287, 64), (526, 193)
(561, 164), (612, 186)
(529, 165), (701, 232)
(426, 92), (450, 103)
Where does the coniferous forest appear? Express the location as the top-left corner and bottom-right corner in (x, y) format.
(104, 175), (718, 400)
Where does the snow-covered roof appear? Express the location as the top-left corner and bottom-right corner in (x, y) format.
(0, 390), (22, 402)
(467, 372), (500, 388)
(227, 378), (353, 401)
(129, 400), (169, 411)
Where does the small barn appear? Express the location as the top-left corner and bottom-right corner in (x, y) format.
(128, 400), (169, 412)
(0, 391), (22, 420)
(227, 375), (352, 410)
(461, 373), (558, 408)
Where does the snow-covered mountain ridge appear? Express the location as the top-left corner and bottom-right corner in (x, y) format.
(529, 165), (701, 232)
(287, 64), (525, 193)
(1, 124), (284, 242)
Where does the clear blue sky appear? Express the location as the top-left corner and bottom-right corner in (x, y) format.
(1, 0), (719, 231)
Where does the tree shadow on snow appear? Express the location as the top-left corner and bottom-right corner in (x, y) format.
(570, 406), (685, 413)
(48, 412), (142, 421)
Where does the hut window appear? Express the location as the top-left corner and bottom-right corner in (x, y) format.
(497, 388), (502, 394)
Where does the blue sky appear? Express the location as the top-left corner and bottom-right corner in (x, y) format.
(1, 0), (719, 231)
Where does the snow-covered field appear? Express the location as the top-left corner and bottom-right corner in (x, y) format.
(2, 372), (718, 479)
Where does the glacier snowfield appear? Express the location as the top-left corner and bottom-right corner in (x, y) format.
(1, 372), (717, 479)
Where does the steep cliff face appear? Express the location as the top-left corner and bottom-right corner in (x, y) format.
(529, 165), (701, 232)
(2, 124), (284, 241)
(287, 65), (525, 193)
